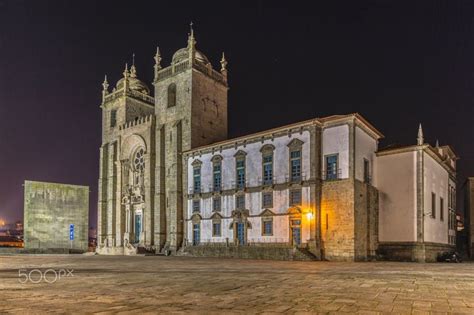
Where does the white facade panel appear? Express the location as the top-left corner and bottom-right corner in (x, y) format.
(322, 125), (349, 179)
(423, 152), (449, 244)
(355, 126), (377, 183)
(375, 151), (417, 242)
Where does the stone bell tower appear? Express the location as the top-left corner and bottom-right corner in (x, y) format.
(153, 27), (229, 252)
(98, 62), (155, 254)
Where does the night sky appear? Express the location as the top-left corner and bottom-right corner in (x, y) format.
(1, 1), (473, 226)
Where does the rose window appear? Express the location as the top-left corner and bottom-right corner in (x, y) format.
(133, 148), (145, 171)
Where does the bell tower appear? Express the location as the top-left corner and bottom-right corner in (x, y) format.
(153, 27), (229, 252)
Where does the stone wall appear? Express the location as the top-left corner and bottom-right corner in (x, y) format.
(354, 180), (379, 260)
(183, 244), (316, 261)
(321, 179), (355, 260)
(24, 181), (89, 252)
(378, 242), (455, 262)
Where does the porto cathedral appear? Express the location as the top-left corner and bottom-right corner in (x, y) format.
(97, 28), (458, 262)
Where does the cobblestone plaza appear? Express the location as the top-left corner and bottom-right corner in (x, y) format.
(0, 255), (473, 314)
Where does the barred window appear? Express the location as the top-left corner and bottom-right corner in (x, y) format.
(236, 195), (245, 209)
(262, 218), (273, 236)
(289, 189), (302, 206)
(192, 200), (200, 213)
(212, 197), (221, 212)
(193, 168), (201, 193)
(212, 222), (221, 237)
(262, 192), (273, 208)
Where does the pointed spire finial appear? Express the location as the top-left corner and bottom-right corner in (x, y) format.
(187, 21), (196, 50)
(123, 63), (129, 78)
(220, 52), (228, 82)
(436, 139), (439, 148)
(154, 47), (162, 66)
(417, 123), (424, 146)
(130, 54), (137, 78)
(154, 46), (162, 82)
(102, 74), (109, 102)
(102, 74), (109, 90)
(220, 52), (227, 70)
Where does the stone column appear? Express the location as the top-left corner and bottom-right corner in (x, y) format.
(124, 204), (131, 244)
(154, 125), (167, 251)
(144, 152), (153, 246)
(97, 145), (108, 246)
(115, 159), (122, 246)
(106, 142), (117, 247)
(308, 125), (322, 259)
(165, 121), (183, 252)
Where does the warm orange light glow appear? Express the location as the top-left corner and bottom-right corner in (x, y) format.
(0, 219), (5, 227)
(306, 212), (314, 220)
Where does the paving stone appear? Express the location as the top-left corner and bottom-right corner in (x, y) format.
(0, 255), (473, 314)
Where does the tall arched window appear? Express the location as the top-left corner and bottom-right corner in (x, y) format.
(167, 83), (176, 108)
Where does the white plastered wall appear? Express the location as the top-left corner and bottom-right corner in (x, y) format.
(423, 152), (449, 244)
(374, 151), (417, 242)
(322, 125), (349, 179)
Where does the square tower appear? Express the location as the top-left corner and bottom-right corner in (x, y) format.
(152, 30), (229, 252)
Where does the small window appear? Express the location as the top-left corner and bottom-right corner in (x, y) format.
(110, 109), (117, 128)
(431, 192), (436, 218)
(440, 197), (444, 221)
(192, 200), (200, 213)
(212, 197), (221, 212)
(212, 222), (221, 237)
(236, 195), (245, 209)
(167, 83), (176, 107)
(363, 159), (370, 183)
(289, 189), (302, 206)
(193, 168), (201, 193)
(262, 218), (273, 236)
(262, 192), (273, 208)
(325, 154), (338, 180)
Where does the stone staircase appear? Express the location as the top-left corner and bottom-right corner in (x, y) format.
(293, 247), (318, 261)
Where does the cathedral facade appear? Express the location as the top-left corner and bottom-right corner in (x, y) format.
(97, 30), (458, 261)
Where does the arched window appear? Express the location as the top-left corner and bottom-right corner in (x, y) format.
(167, 83), (176, 107)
